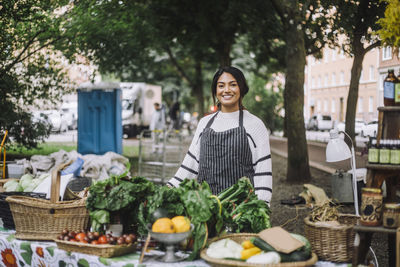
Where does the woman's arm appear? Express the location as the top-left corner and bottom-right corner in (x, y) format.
(166, 116), (207, 187)
(247, 117), (273, 205)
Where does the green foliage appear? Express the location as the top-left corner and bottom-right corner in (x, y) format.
(0, 0), (80, 149)
(243, 74), (283, 133)
(86, 166), (155, 232)
(377, 0), (400, 48)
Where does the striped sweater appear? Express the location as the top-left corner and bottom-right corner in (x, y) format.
(167, 110), (273, 204)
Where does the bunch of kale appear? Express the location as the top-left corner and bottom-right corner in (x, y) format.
(218, 177), (271, 233)
(86, 164), (155, 232)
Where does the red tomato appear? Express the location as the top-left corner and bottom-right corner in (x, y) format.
(75, 233), (86, 242)
(91, 240), (99, 245)
(98, 235), (108, 244)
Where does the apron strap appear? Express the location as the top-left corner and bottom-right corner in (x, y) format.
(205, 111), (219, 129)
(239, 109), (243, 127)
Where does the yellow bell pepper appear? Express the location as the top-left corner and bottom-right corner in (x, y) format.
(241, 247), (261, 260)
(241, 240), (255, 249)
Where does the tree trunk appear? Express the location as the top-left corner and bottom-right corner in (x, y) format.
(345, 36), (365, 147)
(193, 60), (205, 117)
(218, 42), (232, 67)
(284, 9), (311, 182)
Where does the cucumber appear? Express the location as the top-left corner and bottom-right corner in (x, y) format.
(250, 237), (276, 252)
(250, 236), (311, 262)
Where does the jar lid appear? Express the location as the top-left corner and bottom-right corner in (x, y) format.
(384, 203), (400, 209)
(362, 187), (382, 193)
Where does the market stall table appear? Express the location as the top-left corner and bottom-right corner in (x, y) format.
(0, 228), (355, 267)
(0, 229), (209, 267)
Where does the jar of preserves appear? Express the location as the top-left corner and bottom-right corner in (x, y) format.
(360, 188), (383, 226)
(383, 203), (400, 228)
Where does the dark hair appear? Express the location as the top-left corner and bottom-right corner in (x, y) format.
(211, 66), (249, 110)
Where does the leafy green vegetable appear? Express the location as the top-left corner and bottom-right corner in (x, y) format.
(218, 177), (271, 233)
(86, 163), (155, 232)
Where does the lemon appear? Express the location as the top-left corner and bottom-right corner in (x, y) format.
(171, 216), (191, 233)
(152, 217), (175, 233)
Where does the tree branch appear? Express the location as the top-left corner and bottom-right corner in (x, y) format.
(164, 46), (194, 88)
(364, 40), (381, 54)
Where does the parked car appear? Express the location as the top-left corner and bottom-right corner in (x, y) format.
(307, 114), (333, 131)
(336, 119), (365, 135)
(361, 119), (378, 137)
(33, 110), (68, 133)
(336, 121), (345, 132)
(61, 102), (78, 130)
(354, 119), (366, 136)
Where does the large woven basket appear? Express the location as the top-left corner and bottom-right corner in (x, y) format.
(304, 213), (359, 262)
(55, 240), (136, 258)
(6, 163), (89, 240)
(200, 233), (317, 267)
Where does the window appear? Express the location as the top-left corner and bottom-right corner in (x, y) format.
(369, 65), (374, 80)
(318, 75), (322, 88)
(358, 97), (363, 112)
(340, 71), (345, 84)
(379, 74), (386, 91)
(312, 77), (315, 89)
(324, 52), (328, 63)
(360, 70), (363, 81)
(324, 74), (329, 87)
(317, 99), (321, 112)
(369, 96), (373, 113)
(324, 99), (328, 112)
(332, 49), (336, 61)
(331, 99), (336, 113)
(340, 48), (345, 58)
(383, 47), (392, 60)
(332, 73), (336, 85)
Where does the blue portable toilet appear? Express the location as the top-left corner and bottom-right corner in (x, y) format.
(77, 82), (122, 155)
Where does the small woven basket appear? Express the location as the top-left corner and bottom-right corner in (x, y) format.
(304, 213), (359, 262)
(55, 240), (136, 258)
(200, 233), (318, 267)
(0, 192), (46, 229)
(6, 163), (89, 240)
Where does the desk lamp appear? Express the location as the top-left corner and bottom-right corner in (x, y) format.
(325, 128), (359, 216)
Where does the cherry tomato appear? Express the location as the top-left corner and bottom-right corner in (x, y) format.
(75, 233), (86, 242)
(91, 240), (99, 245)
(98, 235), (108, 244)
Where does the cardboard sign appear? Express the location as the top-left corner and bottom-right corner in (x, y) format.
(258, 227), (304, 254)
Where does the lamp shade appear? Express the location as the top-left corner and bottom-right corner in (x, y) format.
(326, 129), (352, 162)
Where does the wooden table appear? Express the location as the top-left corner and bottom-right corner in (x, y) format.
(352, 224), (397, 266)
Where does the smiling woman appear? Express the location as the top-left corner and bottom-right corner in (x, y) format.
(167, 66), (273, 206)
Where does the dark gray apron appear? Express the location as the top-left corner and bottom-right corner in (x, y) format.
(197, 110), (254, 194)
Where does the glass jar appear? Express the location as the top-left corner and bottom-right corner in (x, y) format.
(360, 188), (383, 226)
(383, 203), (400, 228)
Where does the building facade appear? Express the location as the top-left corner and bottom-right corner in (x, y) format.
(304, 46), (400, 125)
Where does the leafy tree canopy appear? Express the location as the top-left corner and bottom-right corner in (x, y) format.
(377, 0), (400, 48)
(0, 0), (80, 148)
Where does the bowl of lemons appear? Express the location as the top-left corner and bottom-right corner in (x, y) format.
(148, 215), (193, 262)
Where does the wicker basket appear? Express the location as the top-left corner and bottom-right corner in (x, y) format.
(304, 213), (359, 262)
(6, 163), (89, 240)
(55, 240), (136, 258)
(200, 233), (318, 267)
(0, 192), (46, 229)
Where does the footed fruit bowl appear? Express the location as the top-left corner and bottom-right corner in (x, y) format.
(148, 224), (193, 262)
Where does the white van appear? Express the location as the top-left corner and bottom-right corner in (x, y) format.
(120, 82), (162, 137)
(307, 114), (333, 131)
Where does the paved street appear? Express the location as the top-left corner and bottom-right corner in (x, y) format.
(269, 135), (368, 174)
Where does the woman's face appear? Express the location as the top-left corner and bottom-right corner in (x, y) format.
(216, 72), (240, 112)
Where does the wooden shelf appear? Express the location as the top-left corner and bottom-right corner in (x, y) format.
(366, 163), (400, 171)
(354, 224), (398, 234)
(378, 106), (400, 112)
